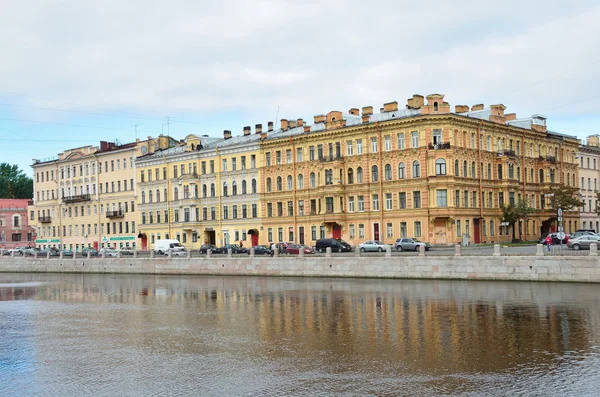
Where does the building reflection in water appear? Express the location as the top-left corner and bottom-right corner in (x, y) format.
(1, 273), (599, 395)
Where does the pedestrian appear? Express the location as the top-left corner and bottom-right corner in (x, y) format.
(545, 235), (552, 252)
(270, 242), (276, 251)
(239, 240), (243, 248)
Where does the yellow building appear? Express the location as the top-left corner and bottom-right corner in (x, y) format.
(578, 135), (600, 232)
(30, 137), (174, 251)
(260, 94), (580, 246)
(135, 129), (264, 250)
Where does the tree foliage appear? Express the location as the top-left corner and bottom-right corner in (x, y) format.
(544, 184), (583, 212)
(0, 163), (33, 199)
(501, 199), (538, 226)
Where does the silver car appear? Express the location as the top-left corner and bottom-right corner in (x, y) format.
(567, 235), (600, 250)
(358, 240), (387, 252)
(99, 248), (118, 257)
(395, 238), (431, 252)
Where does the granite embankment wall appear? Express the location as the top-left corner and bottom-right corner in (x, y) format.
(1, 254), (599, 282)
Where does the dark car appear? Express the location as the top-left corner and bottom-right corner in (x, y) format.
(336, 239), (352, 251)
(285, 244), (314, 255)
(250, 245), (273, 256)
(220, 244), (247, 254)
(199, 244), (221, 254)
(38, 248), (60, 257)
(315, 238), (351, 253)
(82, 248), (100, 257)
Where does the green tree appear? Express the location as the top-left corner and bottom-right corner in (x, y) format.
(501, 199), (538, 240)
(544, 184), (583, 212)
(0, 163), (33, 199)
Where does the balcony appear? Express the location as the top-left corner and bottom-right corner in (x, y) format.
(38, 216), (52, 223)
(319, 154), (343, 163)
(62, 194), (91, 203)
(106, 210), (124, 219)
(503, 150), (516, 157)
(428, 142), (451, 150)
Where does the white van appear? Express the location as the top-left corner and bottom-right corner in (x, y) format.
(154, 239), (187, 256)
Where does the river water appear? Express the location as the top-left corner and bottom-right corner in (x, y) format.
(1, 273), (599, 396)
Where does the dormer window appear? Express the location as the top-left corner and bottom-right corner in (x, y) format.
(433, 102), (439, 111)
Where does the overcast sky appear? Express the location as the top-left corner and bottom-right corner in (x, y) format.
(1, 0), (599, 175)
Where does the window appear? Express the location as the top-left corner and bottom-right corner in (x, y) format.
(348, 197), (355, 212)
(498, 164), (503, 180)
(371, 165), (379, 182)
(413, 191), (421, 208)
(472, 191), (478, 208)
(309, 146), (315, 161)
(387, 222), (393, 238)
(266, 153), (271, 166)
(223, 206), (229, 219)
(358, 196), (365, 212)
(400, 222), (407, 238)
(399, 192), (406, 209)
(456, 219), (462, 237)
(454, 160), (459, 176)
(349, 224), (355, 239)
(385, 193), (392, 210)
(347, 141), (353, 156)
(471, 162), (476, 178)
(276, 151), (281, 165)
(398, 163), (405, 179)
(310, 172), (316, 188)
(384, 135), (391, 151)
(499, 192), (504, 208)
(435, 159), (446, 175)
(437, 190), (448, 207)
(357, 167), (363, 183)
(356, 139), (363, 154)
(414, 221), (422, 237)
(412, 161), (420, 178)
(397, 133), (405, 149)
(252, 204), (257, 218)
(287, 175), (293, 190)
(359, 224), (365, 238)
(347, 168), (354, 184)
(411, 131), (419, 148)
(266, 178), (272, 192)
(372, 194), (379, 211)
(370, 137), (378, 153)
(464, 191), (469, 208)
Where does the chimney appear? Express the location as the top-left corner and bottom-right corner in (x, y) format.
(505, 113), (517, 121)
(281, 119), (289, 131)
(100, 141), (108, 150)
(260, 132), (267, 141)
(255, 124), (262, 134)
(455, 105), (469, 113)
(471, 104), (484, 111)
(289, 120), (297, 128)
(383, 101), (398, 112)
(303, 125), (310, 133)
(490, 104), (506, 117)
(223, 130), (232, 139)
(267, 121), (273, 132)
(297, 118), (304, 127)
(314, 114), (326, 123)
(362, 106), (373, 116)
(349, 108), (359, 116)
(587, 135), (600, 147)
(243, 126), (251, 136)
(407, 94), (424, 109)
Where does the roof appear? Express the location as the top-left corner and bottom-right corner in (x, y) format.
(0, 199), (32, 209)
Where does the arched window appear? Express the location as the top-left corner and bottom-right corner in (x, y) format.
(223, 182), (228, 197)
(276, 176), (282, 191)
(398, 163), (406, 179)
(164, 188), (167, 201)
(251, 179), (257, 194)
(347, 168), (354, 184)
(531, 169), (534, 183)
(156, 189), (161, 203)
(266, 177), (272, 192)
(371, 165), (379, 182)
(435, 159), (446, 175)
(463, 161), (467, 177)
(517, 167), (521, 181)
(232, 181), (238, 195)
(241, 180), (247, 194)
(148, 190), (153, 203)
(487, 164), (491, 180)
(454, 160), (459, 176)
(310, 172), (316, 188)
(497, 164), (503, 180)
(539, 169), (544, 183)
(202, 184), (207, 198)
(384, 164), (392, 180)
(298, 174), (304, 189)
(508, 164), (514, 179)
(412, 161), (420, 178)
(287, 175), (293, 190)
(471, 161), (476, 178)
(194, 184), (198, 198)
(174, 187), (179, 201)
(141, 191), (146, 203)
(210, 183), (215, 197)
(183, 185), (189, 199)
(433, 101), (439, 111)
(357, 167), (363, 183)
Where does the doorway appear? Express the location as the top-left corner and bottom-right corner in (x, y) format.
(299, 227), (305, 245)
(373, 223), (380, 241)
(332, 224), (341, 239)
(204, 230), (216, 245)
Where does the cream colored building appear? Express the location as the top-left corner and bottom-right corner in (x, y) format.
(579, 135), (600, 232)
(30, 137), (174, 251)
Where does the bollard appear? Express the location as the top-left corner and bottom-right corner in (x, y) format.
(33, 251), (37, 259)
(187, 249), (191, 259)
(536, 244), (544, 256)
(10, 250), (14, 258)
(455, 245), (462, 256)
(133, 250), (137, 258)
(87, 251), (91, 259)
(249, 248), (255, 257)
(46, 251), (50, 259)
(206, 249), (212, 258)
(167, 250), (172, 259)
(385, 245), (392, 257)
(73, 251), (77, 259)
(590, 243), (598, 256)
(273, 248), (279, 257)
(117, 250), (121, 259)
(355, 245), (361, 257)
(227, 248), (232, 258)
(325, 247), (332, 257)
(59, 251), (64, 259)
(493, 244), (501, 256)
(419, 245), (425, 256)
(298, 247), (304, 258)
(149, 250), (155, 259)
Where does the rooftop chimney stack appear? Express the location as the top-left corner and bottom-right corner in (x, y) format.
(255, 124), (262, 134)
(281, 119), (289, 131)
(349, 108), (359, 116)
(243, 126), (251, 136)
(297, 118), (304, 127)
(455, 105), (469, 113)
(471, 104), (484, 111)
(383, 101), (399, 112)
(223, 130), (232, 139)
(267, 121), (274, 132)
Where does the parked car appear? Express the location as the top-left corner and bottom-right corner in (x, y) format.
(275, 242), (290, 254)
(575, 228), (596, 234)
(540, 232), (569, 245)
(219, 244), (247, 254)
(38, 248), (60, 257)
(120, 247), (135, 256)
(336, 239), (352, 251)
(61, 250), (74, 257)
(358, 240), (388, 252)
(567, 235), (600, 250)
(315, 238), (352, 253)
(285, 244), (314, 255)
(166, 248), (187, 257)
(21, 248), (39, 256)
(82, 248), (100, 257)
(99, 248), (118, 257)
(570, 231), (596, 239)
(0, 249), (10, 256)
(199, 244), (221, 254)
(395, 238), (431, 252)
(250, 245), (273, 256)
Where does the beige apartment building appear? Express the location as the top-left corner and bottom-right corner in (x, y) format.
(30, 137), (175, 251)
(579, 135), (600, 232)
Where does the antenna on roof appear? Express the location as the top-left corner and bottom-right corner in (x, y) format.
(275, 106), (281, 130)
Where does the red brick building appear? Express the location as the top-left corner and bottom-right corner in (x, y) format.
(0, 199), (36, 249)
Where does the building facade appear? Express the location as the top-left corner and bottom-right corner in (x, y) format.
(0, 199), (36, 249)
(30, 137), (175, 251)
(579, 135), (600, 232)
(259, 94), (580, 246)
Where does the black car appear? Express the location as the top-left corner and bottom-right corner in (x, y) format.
(336, 239), (352, 251)
(220, 244), (247, 254)
(82, 248), (100, 257)
(250, 245), (273, 256)
(199, 244), (221, 254)
(315, 238), (352, 253)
